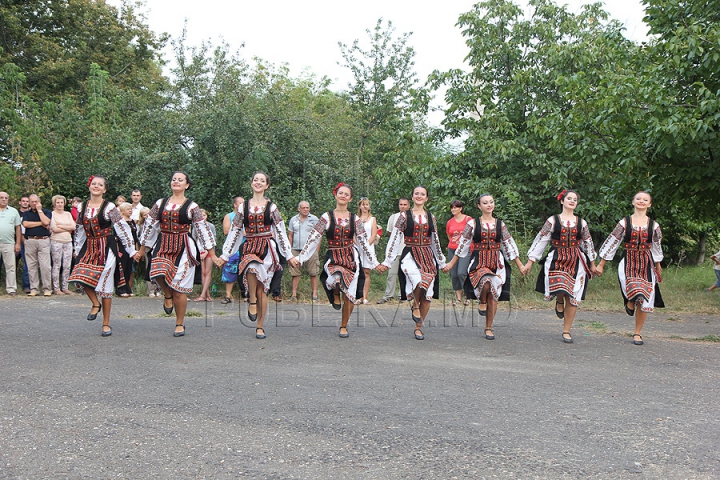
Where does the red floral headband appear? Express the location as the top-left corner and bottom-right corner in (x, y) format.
(333, 182), (346, 195)
(87, 175), (95, 187)
(557, 189), (567, 201)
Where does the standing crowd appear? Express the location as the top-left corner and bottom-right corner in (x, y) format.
(0, 175), (673, 345)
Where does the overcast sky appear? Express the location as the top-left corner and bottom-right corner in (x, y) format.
(107, 0), (649, 125)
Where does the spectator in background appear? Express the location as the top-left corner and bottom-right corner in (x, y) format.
(115, 202), (137, 297)
(194, 209), (216, 301)
(18, 195), (31, 293)
(130, 189), (144, 221)
(49, 195), (75, 295)
(115, 195), (126, 207)
(21, 194), (53, 296)
(376, 198), (410, 304)
(136, 206), (158, 297)
(287, 201), (319, 301)
(446, 199), (472, 306)
(70, 197), (82, 222)
(220, 196), (244, 304)
(707, 250), (720, 292)
(0, 191), (22, 296)
(357, 197), (378, 304)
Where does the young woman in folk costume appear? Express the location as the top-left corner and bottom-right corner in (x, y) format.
(596, 191), (664, 345)
(69, 175), (137, 337)
(378, 186), (447, 340)
(216, 172), (296, 339)
(523, 190), (598, 343)
(297, 183), (379, 338)
(134, 171), (217, 337)
(443, 194), (526, 340)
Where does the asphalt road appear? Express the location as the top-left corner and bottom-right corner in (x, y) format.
(1, 295), (719, 479)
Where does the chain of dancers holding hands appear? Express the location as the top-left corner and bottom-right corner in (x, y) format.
(66, 171), (662, 345)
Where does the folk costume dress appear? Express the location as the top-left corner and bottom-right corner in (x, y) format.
(382, 211), (447, 301)
(221, 200), (293, 293)
(454, 218), (520, 302)
(298, 211), (378, 304)
(598, 217), (664, 313)
(140, 198), (216, 294)
(69, 201), (137, 298)
(528, 215), (597, 306)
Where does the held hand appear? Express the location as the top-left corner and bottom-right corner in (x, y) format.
(214, 256), (227, 268)
(375, 264), (388, 274)
(288, 257), (300, 268)
(595, 264), (604, 276)
(441, 264), (452, 274)
(132, 252), (142, 262)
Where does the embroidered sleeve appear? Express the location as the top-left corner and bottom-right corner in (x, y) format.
(74, 220), (86, 256)
(527, 218), (553, 262)
(190, 203), (216, 252)
(430, 214), (447, 268)
(107, 202), (137, 257)
(599, 219), (626, 261)
(579, 219), (597, 262)
(382, 212), (407, 267)
(454, 218), (475, 258)
(651, 222), (664, 263)
(298, 213), (328, 264)
(222, 216), (245, 261)
(232, 202), (244, 229)
(269, 204), (294, 260)
(500, 222), (520, 261)
(355, 216), (379, 269)
(140, 200), (162, 248)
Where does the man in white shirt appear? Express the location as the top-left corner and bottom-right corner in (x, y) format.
(130, 189), (144, 221)
(0, 192), (22, 296)
(377, 198), (410, 304)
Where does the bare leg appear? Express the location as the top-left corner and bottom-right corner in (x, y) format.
(362, 268), (371, 301)
(291, 275), (300, 297)
(155, 277), (173, 310)
(256, 286), (268, 329)
(556, 292), (566, 315)
(199, 257), (212, 299)
(246, 273), (258, 317)
(635, 308), (647, 335)
(310, 275), (318, 298)
(225, 282), (234, 299)
(486, 297), (498, 330)
(563, 304), (578, 339)
(86, 289), (101, 312)
(340, 292), (354, 331)
(173, 290), (187, 333)
(101, 297), (112, 333)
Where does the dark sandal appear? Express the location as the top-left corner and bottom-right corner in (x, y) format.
(87, 304), (101, 321)
(332, 290), (342, 310)
(555, 300), (565, 319)
(173, 324), (185, 337)
(478, 303), (487, 316)
(101, 324), (112, 337)
(248, 302), (258, 322)
(411, 305), (422, 324)
(625, 302), (636, 316)
(562, 331), (573, 343)
(163, 296), (174, 315)
(255, 327), (266, 339)
(414, 328), (425, 340)
(633, 334), (644, 345)
(484, 328), (495, 340)
(220, 296), (232, 304)
(339, 326), (349, 338)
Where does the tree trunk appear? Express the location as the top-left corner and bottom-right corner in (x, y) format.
(697, 231), (707, 265)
